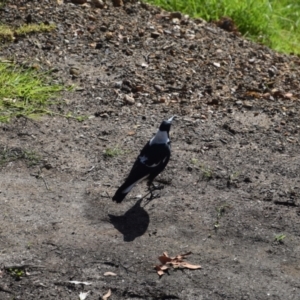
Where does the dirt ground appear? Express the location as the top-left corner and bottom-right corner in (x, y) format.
(1, 0), (300, 299)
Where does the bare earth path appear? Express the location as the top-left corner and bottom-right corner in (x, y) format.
(1, 1), (300, 299)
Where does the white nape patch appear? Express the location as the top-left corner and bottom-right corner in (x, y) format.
(122, 175), (149, 193)
(150, 130), (169, 145)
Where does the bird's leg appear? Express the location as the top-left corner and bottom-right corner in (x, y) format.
(146, 181), (164, 201)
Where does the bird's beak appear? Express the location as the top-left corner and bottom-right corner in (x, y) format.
(167, 115), (176, 123)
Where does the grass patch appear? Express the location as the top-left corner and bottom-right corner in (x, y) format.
(274, 233), (286, 244)
(8, 268), (25, 281)
(0, 24), (13, 41)
(144, 0), (300, 55)
(0, 62), (66, 123)
(104, 146), (124, 158)
(200, 164), (214, 180)
(0, 146), (41, 167)
(0, 22), (55, 42)
(214, 203), (231, 231)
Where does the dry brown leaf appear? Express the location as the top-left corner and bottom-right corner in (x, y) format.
(102, 288), (111, 300)
(156, 251), (200, 276)
(178, 262), (202, 269)
(154, 265), (167, 276)
(158, 253), (172, 264)
(244, 91), (261, 98)
(104, 272), (117, 276)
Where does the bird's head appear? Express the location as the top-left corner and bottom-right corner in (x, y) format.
(159, 116), (176, 132)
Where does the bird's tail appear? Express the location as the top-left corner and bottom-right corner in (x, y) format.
(112, 181), (135, 203)
(112, 189), (128, 203)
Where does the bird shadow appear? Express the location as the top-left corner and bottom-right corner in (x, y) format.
(108, 198), (150, 242)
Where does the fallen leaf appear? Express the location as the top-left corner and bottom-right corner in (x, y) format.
(104, 272), (117, 276)
(244, 91), (261, 98)
(155, 251), (201, 276)
(158, 253), (172, 264)
(79, 291), (90, 300)
(178, 262), (202, 269)
(154, 265), (168, 276)
(102, 289), (111, 300)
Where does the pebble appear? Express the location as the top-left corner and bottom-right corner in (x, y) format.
(124, 94), (135, 105)
(69, 67), (81, 76)
(170, 12), (182, 19)
(151, 32), (160, 38)
(91, 0), (105, 8)
(243, 101), (253, 109)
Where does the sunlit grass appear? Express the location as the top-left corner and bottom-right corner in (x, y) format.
(0, 62), (65, 123)
(0, 23), (55, 42)
(144, 0), (300, 55)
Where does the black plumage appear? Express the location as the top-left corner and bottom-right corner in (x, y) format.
(112, 116), (174, 203)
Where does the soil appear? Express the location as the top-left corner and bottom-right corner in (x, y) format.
(1, 0), (300, 299)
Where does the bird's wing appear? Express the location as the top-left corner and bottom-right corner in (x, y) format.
(137, 142), (170, 168)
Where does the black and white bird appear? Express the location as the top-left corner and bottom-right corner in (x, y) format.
(112, 116), (175, 203)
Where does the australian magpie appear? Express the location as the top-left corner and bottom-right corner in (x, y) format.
(112, 116), (175, 203)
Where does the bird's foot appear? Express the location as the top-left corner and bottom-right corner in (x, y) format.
(144, 183), (164, 205)
(149, 183), (164, 192)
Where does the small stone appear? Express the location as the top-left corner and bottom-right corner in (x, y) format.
(151, 31), (160, 38)
(91, 0), (105, 8)
(100, 26), (107, 32)
(70, 67), (81, 76)
(243, 101), (253, 109)
(112, 0), (123, 7)
(124, 95), (135, 105)
(105, 32), (114, 40)
(170, 12), (182, 19)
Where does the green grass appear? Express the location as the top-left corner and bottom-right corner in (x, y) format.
(8, 268), (25, 281)
(274, 233), (286, 244)
(144, 0), (300, 55)
(0, 23), (55, 42)
(104, 146), (124, 158)
(214, 203), (231, 231)
(0, 62), (66, 122)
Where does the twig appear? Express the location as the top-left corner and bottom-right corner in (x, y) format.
(30, 167), (50, 190)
